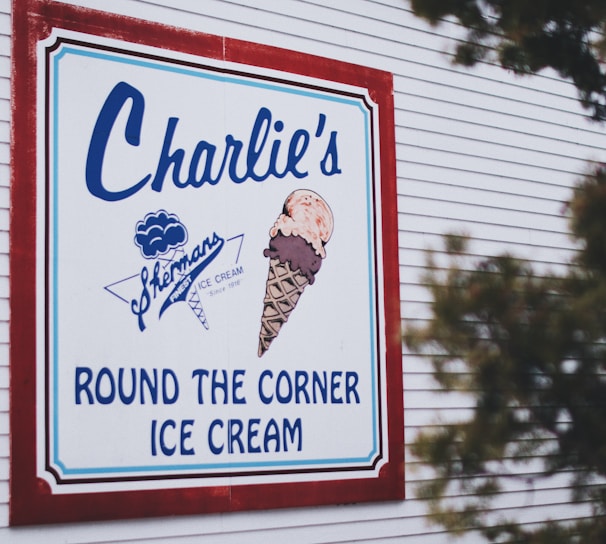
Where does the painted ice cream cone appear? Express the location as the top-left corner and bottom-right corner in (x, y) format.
(187, 288), (209, 329)
(258, 257), (310, 356)
(258, 189), (333, 357)
(160, 248), (209, 329)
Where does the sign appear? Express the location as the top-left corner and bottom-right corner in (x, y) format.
(10, 0), (403, 525)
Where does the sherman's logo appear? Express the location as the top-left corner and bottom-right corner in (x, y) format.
(105, 210), (244, 331)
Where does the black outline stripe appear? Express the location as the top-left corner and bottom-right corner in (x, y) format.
(43, 35), (384, 486)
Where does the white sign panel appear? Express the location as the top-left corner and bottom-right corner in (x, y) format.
(37, 30), (386, 493)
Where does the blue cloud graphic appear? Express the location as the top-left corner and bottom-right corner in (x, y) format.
(134, 210), (188, 259)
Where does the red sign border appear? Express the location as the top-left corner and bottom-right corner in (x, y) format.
(9, 0), (404, 525)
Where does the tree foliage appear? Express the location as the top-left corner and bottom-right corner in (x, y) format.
(406, 169), (606, 541)
(409, 0), (606, 120)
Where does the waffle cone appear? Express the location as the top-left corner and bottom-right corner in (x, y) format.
(258, 258), (309, 356)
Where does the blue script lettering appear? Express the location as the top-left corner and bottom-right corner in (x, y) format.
(86, 82), (151, 201)
(86, 82), (341, 201)
(131, 232), (224, 331)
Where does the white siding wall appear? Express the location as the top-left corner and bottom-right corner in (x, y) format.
(2, 0), (605, 542)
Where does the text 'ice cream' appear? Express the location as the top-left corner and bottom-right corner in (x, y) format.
(258, 189), (334, 357)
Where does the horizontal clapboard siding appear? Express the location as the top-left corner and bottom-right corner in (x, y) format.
(2, 0), (605, 541)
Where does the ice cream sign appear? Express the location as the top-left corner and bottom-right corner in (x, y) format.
(10, 0), (403, 525)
